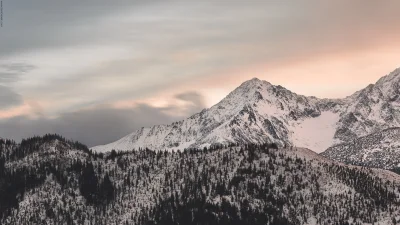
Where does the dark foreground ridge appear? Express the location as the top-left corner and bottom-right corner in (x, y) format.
(1, 134), (400, 224)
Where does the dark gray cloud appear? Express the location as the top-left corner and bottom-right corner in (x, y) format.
(175, 92), (205, 115)
(0, 63), (34, 109)
(0, 62), (35, 84)
(0, 85), (22, 109)
(0, 72), (19, 83)
(0, 91), (205, 146)
(1, 63), (35, 73)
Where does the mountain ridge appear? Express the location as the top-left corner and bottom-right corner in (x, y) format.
(92, 68), (400, 160)
(91, 77), (331, 152)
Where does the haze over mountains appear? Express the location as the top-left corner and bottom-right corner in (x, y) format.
(92, 68), (400, 169)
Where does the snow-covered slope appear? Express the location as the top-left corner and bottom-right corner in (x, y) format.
(291, 111), (340, 152)
(92, 68), (400, 158)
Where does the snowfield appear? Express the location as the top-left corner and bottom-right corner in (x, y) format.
(291, 111), (340, 153)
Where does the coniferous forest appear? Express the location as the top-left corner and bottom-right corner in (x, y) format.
(1, 134), (400, 224)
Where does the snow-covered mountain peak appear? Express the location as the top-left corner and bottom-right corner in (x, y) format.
(92, 68), (400, 156)
(376, 67), (400, 84)
(242, 77), (269, 86)
(92, 77), (331, 152)
(224, 77), (272, 100)
(373, 67), (400, 101)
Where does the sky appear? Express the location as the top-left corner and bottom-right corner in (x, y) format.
(0, 1), (400, 146)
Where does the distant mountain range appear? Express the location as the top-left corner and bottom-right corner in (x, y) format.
(92, 68), (400, 169)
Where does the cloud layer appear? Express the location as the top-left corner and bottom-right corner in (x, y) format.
(0, 91), (206, 146)
(0, 85), (22, 109)
(1, 1), (400, 145)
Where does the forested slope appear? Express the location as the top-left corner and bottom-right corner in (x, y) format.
(1, 135), (400, 224)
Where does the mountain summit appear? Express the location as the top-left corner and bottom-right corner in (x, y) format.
(92, 68), (400, 157)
